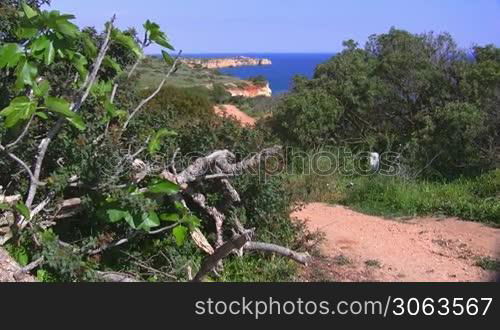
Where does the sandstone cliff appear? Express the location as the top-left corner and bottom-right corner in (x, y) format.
(225, 82), (272, 98)
(182, 56), (272, 69)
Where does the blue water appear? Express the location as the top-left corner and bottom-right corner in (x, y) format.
(184, 53), (335, 94)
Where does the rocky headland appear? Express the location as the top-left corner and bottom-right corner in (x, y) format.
(182, 56), (272, 69)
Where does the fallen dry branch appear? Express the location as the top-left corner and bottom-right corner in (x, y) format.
(171, 146), (282, 185)
(14, 256), (44, 281)
(190, 193), (225, 248)
(244, 242), (311, 265)
(193, 230), (254, 282)
(96, 271), (140, 282)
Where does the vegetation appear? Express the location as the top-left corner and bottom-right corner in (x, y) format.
(1, 2), (498, 282)
(271, 29), (499, 179)
(285, 150), (499, 225)
(0, 1), (309, 282)
(135, 56), (240, 90)
(266, 28), (499, 226)
(475, 257), (500, 272)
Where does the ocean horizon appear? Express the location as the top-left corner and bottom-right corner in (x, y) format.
(181, 53), (336, 94)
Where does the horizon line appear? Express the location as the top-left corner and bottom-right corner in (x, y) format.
(146, 51), (339, 55)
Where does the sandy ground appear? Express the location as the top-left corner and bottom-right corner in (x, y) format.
(294, 203), (500, 282)
(214, 104), (256, 126)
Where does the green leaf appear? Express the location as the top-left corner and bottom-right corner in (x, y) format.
(103, 56), (122, 73)
(45, 97), (73, 117)
(67, 115), (86, 131)
(111, 29), (142, 58)
(30, 37), (55, 66)
(144, 20), (174, 50)
(0, 96), (36, 128)
(0, 44), (23, 69)
(161, 50), (174, 66)
(0, 203), (10, 211)
(35, 112), (48, 120)
(54, 20), (79, 38)
(91, 81), (113, 97)
(15, 27), (37, 39)
(106, 209), (135, 229)
(148, 180), (180, 195)
(102, 100), (127, 123)
(33, 80), (51, 98)
(159, 213), (180, 222)
(45, 97), (86, 131)
(148, 128), (177, 155)
(31, 36), (50, 53)
(82, 33), (98, 58)
(21, 2), (38, 19)
(70, 52), (88, 79)
(172, 225), (188, 246)
(44, 41), (55, 65)
(14, 248), (29, 267)
(138, 211), (161, 231)
(183, 215), (201, 229)
(15, 59), (38, 89)
(15, 202), (30, 220)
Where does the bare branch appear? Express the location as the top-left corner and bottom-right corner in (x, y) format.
(110, 83), (119, 103)
(127, 58), (141, 79)
(244, 242), (311, 265)
(24, 17), (116, 209)
(123, 51), (182, 130)
(13, 256), (44, 280)
(193, 230), (254, 282)
(0, 144), (43, 186)
(96, 271), (140, 282)
(190, 193), (224, 248)
(5, 115), (34, 149)
(173, 146), (282, 185)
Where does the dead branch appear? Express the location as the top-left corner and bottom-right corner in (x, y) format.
(0, 144), (44, 186)
(13, 256), (44, 281)
(5, 115), (34, 149)
(244, 242), (311, 265)
(25, 16), (116, 211)
(190, 193), (224, 248)
(123, 51), (182, 130)
(173, 146), (282, 185)
(0, 194), (21, 205)
(220, 178), (241, 203)
(193, 230), (254, 282)
(190, 228), (214, 255)
(96, 271), (140, 282)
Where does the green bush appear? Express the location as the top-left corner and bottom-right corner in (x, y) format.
(271, 29), (500, 178)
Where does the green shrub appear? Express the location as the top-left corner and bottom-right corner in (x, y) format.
(337, 171), (500, 224)
(271, 29), (500, 178)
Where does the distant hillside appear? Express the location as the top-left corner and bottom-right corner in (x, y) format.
(136, 56), (242, 89)
(136, 56), (272, 97)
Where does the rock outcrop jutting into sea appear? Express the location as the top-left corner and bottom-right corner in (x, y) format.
(182, 56), (272, 69)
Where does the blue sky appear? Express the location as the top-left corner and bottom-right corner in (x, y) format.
(48, 0), (500, 53)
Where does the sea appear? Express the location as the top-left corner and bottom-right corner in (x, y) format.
(183, 53), (335, 94)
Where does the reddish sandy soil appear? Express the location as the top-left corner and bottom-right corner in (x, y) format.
(294, 203), (500, 282)
(214, 104), (256, 127)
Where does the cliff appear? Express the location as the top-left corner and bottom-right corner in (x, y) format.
(225, 82), (272, 98)
(182, 56), (272, 69)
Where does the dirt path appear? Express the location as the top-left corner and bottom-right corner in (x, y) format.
(214, 104), (256, 127)
(294, 203), (500, 282)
